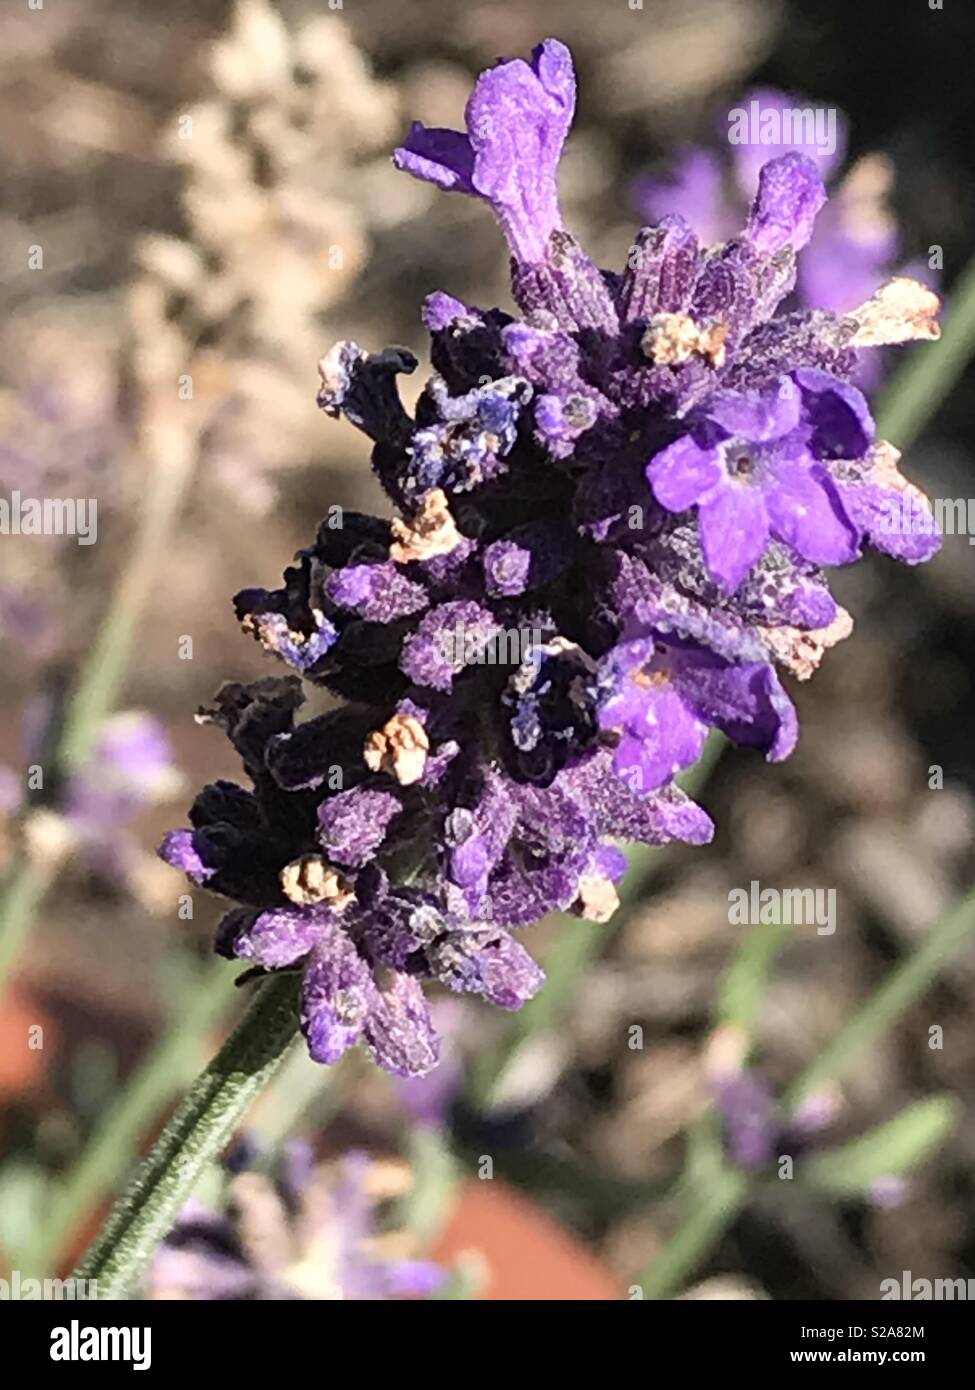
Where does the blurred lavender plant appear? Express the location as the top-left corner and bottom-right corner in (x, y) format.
(62, 713), (180, 890)
(634, 87), (933, 321)
(0, 362), (123, 659)
(147, 1142), (444, 1301)
(709, 1034), (847, 1173)
(705, 1023), (947, 1210)
(2, 711), (178, 902)
(161, 39), (941, 1081)
(133, 0), (405, 514)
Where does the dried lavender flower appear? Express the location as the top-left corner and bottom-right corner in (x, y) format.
(161, 39), (940, 1078)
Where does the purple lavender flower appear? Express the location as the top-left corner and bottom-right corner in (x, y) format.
(5, 710), (178, 890)
(597, 634), (797, 790)
(647, 370), (874, 591)
(711, 1056), (912, 1208)
(147, 1144), (446, 1301)
(160, 39), (941, 1077)
(66, 713), (178, 842)
(713, 1071), (779, 1169)
(634, 87), (927, 319)
(394, 39), (575, 265)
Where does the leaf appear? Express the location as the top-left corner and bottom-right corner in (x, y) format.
(800, 1096), (959, 1197)
(788, 885), (975, 1103)
(716, 921), (791, 1038)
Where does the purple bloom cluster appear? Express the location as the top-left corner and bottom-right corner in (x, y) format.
(709, 1048), (907, 1206)
(161, 40), (941, 1077)
(3, 709), (177, 889)
(147, 1143), (445, 1301)
(634, 86), (928, 319)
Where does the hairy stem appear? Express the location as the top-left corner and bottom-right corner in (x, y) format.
(24, 962), (241, 1274)
(72, 973), (301, 1299)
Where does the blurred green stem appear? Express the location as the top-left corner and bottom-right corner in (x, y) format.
(636, 881), (975, 1299)
(636, 1166), (748, 1301)
(400, 1125), (459, 1246)
(0, 413), (198, 990)
(716, 920), (793, 1039)
(787, 882), (975, 1105)
(23, 961), (241, 1275)
(58, 423), (196, 771)
(72, 973), (302, 1299)
(247, 1040), (345, 1146)
(0, 860), (56, 989)
(875, 251), (975, 448)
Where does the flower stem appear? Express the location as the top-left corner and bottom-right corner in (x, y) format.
(72, 973), (301, 1299)
(787, 881), (975, 1106)
(23, 960), (241, 1275)
(635, 881), (975, 1298)
(636, 1166), (749, 1301)
(0, 860), (55, 988)
(876, 250), (975, 449)
(0, 400), (200, 991)
(57, 416), (197, 772)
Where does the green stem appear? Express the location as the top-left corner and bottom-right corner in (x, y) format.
(0, 410), (199, 990)
(23, 961), (241, 1274)
(875, 250), (975, 449)
(72, 973), (301, 1299)
(636, 1167), (749, 1301)
(635, 881), (975, 1299)
(716, 920), (793, 1039)
(248, 1043), (344, 1145)
(787, 882), (975, 1106)
(58, 424), (196, 771)
(399, 1125), (459, 1247)
(0, 860), (55, 987)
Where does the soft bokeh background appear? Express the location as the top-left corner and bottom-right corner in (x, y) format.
(2, 0), (975, 1300)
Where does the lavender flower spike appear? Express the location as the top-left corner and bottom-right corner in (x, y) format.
(394, 38), (575, 265)
(160, 38), (941, 1078)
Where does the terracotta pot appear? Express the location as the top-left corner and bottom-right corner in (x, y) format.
(433, 1177), (621, 1300)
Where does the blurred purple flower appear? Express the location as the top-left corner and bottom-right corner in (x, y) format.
(148, 1144), (446, 1301)
(3, 711), (178, 891)
(634, 87), (928, 319)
